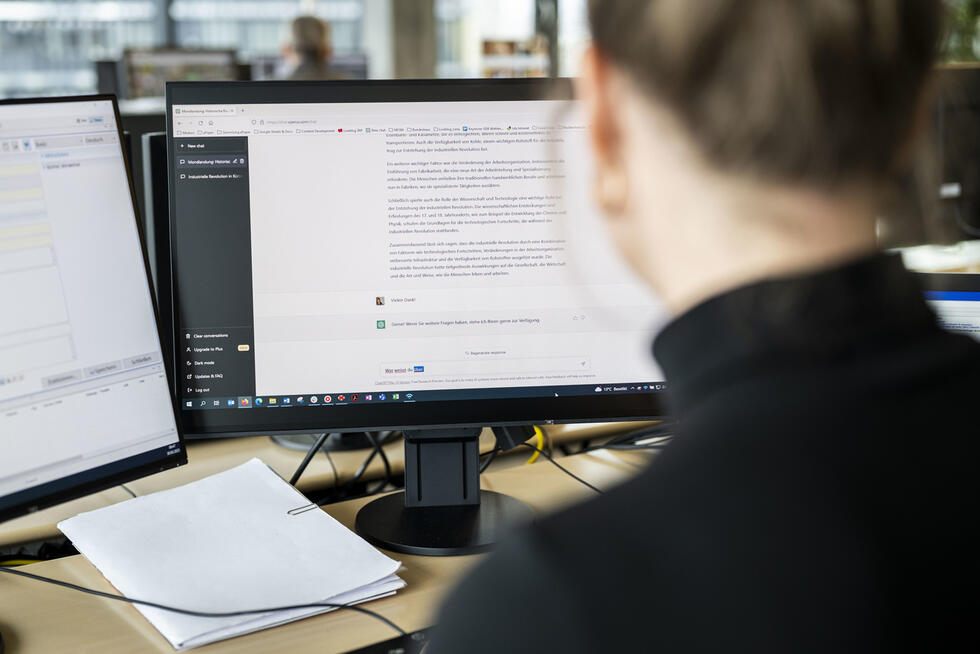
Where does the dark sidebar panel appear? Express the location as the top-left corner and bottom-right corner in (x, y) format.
(171, 136), (255, 407)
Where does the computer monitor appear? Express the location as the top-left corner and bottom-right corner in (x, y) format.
(141, 132), (176, 385)
(166, 79), (668, 554)
(124, 49), (239, 100)
(918, 272), (980, 341)
(0, 96), (186, 524)
(883, 66), (980, 246)
(250, 54), (370, 81)
(95, 59), (124, 96)
(933, 66), (980, 242)
(326, 54), (369, 80)
(250, 56), (288, 81)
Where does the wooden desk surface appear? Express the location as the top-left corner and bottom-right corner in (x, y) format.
(0, 449), (653, 654)
(0, 423), (651, 547)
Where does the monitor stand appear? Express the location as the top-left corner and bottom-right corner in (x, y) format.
(271, 432), (376, 452)
(355, 427), (534, 556)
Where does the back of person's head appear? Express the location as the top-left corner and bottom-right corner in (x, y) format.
(588, 0), (943, 191)
(291, 15), (331, 64)
(580, 1), (947, 312)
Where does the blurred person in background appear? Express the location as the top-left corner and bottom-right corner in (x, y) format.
(428, 1), (979, 652)
(283, 15), (346, 81)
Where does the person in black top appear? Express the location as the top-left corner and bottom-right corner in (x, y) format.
(428, 1), (979, 652)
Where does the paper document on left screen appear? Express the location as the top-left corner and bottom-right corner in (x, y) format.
(58, 458), (404, 650)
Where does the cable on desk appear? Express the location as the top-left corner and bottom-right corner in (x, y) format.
(603, 440), (673, 452)
(322, 447), (339, 489)
(288, 432), (331, 486)
(479, 446), (500, 474)
(519, 443), (604, 495)
(0, 565), (406, 636)
(571, 423), (676, 455)
(345, 447), (378, 490)
(577, 426), (675, 455)
(524, 426), (545, 465)
(120, 484), (137, 499)
(363, 431), (391, 494)
(328, 436), (385, 503)
(0, 558), (43, 567)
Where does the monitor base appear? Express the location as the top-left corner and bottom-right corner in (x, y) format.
(355, 490), (534, 556)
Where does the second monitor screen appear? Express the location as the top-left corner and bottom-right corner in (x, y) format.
(171, 98), (666, 410)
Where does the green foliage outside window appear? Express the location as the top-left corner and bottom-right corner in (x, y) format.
(945, 0), (980, 61)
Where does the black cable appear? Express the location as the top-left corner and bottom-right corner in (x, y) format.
(520, 443), (604, 495)
(119, 484), (137, 499)
(479, 446), (500, 474)
(603, 443), (671, 452)
(321, 448), (339, 489)
(576, 424), (676, 456)
(348, 449), (377, 486)
(328, 446), (379, 503)
(363, 431), (391, 495)
(289, 432), (331, 486)
(322, 432), (403, 503)
(0, 565), (405, 636)
(580, 437), (673, 455)
(609, 422), (675, 444)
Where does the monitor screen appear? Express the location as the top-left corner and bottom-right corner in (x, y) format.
(0, 96), (184, 522)
(326, 54), (369, 80)
(166, 80), (669, 436)
(250, 54), (369, 81)
(919, 272), (980, 341)
(126, 49), (238, 99)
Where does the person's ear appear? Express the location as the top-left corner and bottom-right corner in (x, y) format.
(577, 45), (629, 217)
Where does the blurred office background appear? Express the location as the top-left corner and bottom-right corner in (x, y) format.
(1, 0), (979, 270)
(0, 0), (591, 98)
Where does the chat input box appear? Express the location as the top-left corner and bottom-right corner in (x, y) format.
(380, 355), (590, 378)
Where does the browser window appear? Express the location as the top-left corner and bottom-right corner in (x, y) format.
(171, 99), (666, 409)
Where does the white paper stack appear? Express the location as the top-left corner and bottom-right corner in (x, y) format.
(58, 458), (404, 650)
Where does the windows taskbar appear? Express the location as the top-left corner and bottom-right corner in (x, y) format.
(180, 381), (667, 411)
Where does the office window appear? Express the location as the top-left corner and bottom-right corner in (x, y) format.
(435, 0), (543, 78)
(0, 0), (166, 97)
(945, 0), (980, 62)
(0, 1), (366, 99)
(557, 0), (588, 76)
(170, 0), (364, 59)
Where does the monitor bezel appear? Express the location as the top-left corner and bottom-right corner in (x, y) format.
(0, 94), (187, 523)
(165, 79), (671, 437)
(914, 271), (980, 292)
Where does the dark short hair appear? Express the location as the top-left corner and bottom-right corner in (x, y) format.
(589, 0), (944, 189)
